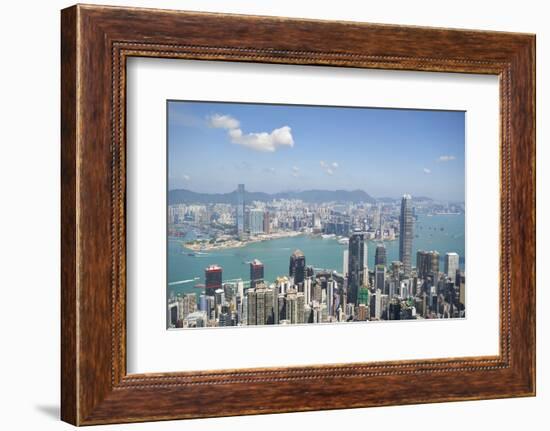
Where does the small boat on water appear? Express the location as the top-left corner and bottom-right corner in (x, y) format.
(186, 251), (208, 257)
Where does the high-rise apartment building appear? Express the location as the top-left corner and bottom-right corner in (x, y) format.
(263, 211), (271, 234)
(179, 293), (196, 320)
(285, 288), (298, 324)
(249, 208), (264, 235)
(246, 283), (276, 325)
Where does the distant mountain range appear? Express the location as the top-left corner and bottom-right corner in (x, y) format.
(168, 188), (378, 205)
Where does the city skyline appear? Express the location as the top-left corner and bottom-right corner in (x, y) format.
(168, 101), (465, 201)
(167, 101), (466, 329)
(168, 187), (466, 328)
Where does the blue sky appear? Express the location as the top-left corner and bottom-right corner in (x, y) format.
(168, 101), (465, 201)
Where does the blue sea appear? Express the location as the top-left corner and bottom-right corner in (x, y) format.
(168, 214), (465, 298)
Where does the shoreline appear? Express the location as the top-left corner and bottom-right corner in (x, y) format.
(180, 231), (305, 252)
(170, 231), (400, 252)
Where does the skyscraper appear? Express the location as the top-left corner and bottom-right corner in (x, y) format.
(236, 184), (245, 236)
(372, 205), (381, 231)
(399, 194), (413, 276)
(304, 277), (312, 304)
(358, 287), (369, 306)
(296, 292), (305, 324)
(214, 289), (225, 307)
(263, 211), (270, 234)
(180, 293), (196, 320)
(458, 271), (466, 308)
(249, 208), (264, 235)
(204, 264), (222, 296)
(247, 289), (256, 325)
(249, 259), (264, 288)
(362, 241), (369, 286)
(416, 250), (440, 279)
(374, 288), (382, 320)
(347, 230), (365, 305)
(342, 249), (349, 277)
(327, 279), (336, 315)
(444, 252), (460, 279)
(375, 244), (387, 267)
(289, 249), (306, 285)
(285, 288), (298, 324)
(430, 251), (440, 276)
(375, 264), (386, 293)
(391, 261), (402, 281)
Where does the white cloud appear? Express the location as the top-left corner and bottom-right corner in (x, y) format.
(423, 168), (431, 174)
(438, 155), (456, 162)
(182, 174), (191, 181)
(208, 113), (294, 152)
(230, 126), (294, 152)
(264, 167), (276, 174)
(320, 160), (338, 175)
(292, 166), (300, 177)
(207, 114), (240, 130)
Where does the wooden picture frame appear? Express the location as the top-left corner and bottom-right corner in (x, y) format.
(61, 4), (535, 425)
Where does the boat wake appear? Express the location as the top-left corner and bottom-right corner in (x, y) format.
(168, 277), (200, 286)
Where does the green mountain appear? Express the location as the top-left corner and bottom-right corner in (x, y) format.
(168, 188), (376, 205)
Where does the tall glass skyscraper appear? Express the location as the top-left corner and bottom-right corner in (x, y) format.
(236, 184), (245, 236)
(205, 264), (223, 296)
(250, 259), (265, 289)
(375, 264), (386, 293)
(444, 252), (460, 279)
(347, 230), (365, 305)
(375, 244), (387, 267)
(289, 250), (306, 285)
(399, 194), (413, 276)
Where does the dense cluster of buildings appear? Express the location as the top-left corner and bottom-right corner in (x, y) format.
(168, 191), (465, 329)
(167, 185), (430, 243)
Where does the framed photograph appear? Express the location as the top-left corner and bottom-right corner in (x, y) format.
(61, 4), (536, 425)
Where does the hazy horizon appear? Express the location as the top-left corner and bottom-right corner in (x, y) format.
(167, 186), (464, 203)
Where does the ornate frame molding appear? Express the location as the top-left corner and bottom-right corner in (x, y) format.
(61, 5), (535, 425)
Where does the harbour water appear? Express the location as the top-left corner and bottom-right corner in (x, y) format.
(168, 214), (465, 298)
